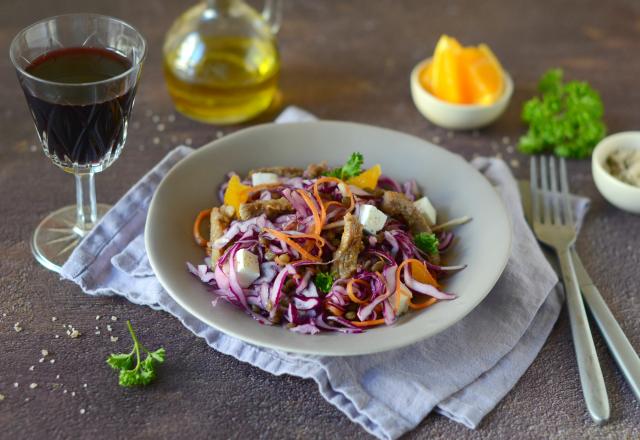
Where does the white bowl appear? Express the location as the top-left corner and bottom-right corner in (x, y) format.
(410, 57), (513, 130)
(592, 131), (640, 214)
(145, 121), (512, 356)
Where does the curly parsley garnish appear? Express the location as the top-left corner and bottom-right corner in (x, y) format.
(314, 272), (334, 293)
(325, 152), (364, 180)
(518, 68), (606, 158)
(107, 321), (165, 387)
(414, 232), (439, 255)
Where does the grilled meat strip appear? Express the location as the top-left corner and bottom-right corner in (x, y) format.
(331, 213), (364, 278)
(209, 205), (234, 267)
(238, 198), (293, 221)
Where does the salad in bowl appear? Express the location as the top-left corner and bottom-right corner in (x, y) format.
(188, 153), (470, 335)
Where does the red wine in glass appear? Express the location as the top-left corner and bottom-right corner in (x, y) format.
(22, 47), (137, 167)
(10, 14), (146, 272)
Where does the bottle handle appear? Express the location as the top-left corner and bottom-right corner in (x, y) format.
(262, 0), (283, 34)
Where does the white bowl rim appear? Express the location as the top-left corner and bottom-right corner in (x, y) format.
(410, 57), (514, 111)
(592, 131), (640, 194)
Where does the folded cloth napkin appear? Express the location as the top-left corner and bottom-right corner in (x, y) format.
(61, 107), (589, 439)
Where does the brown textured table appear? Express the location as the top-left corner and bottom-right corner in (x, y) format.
(2, 1), (640, 438)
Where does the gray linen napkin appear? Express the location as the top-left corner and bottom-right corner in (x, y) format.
(60, 107), (589, 439)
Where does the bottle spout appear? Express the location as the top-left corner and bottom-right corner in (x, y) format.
(262, 0), (283, 34)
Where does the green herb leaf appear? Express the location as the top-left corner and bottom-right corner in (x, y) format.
(107, 321), (165, 388)
(106, 353), (134, 371)
(148, 348), (166, 364)
(314, 272), (334, 293)
(518, 68), (606, 158)
(414, 232), (439, 255)
(326, 152), (364, 180)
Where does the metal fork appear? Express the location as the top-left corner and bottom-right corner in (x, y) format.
(530, 156), (610, 424)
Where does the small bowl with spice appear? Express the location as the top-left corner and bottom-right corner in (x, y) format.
(592, 131), (640, 214)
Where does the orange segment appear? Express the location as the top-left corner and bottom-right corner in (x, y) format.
(420, 35), (505, 106)
(426, 35), (466, 104)
(223, 175), (251, 215)
(347, 164), (382, 190)
(461, 44), (504, 105)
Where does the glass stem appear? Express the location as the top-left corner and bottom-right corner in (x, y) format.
(74, 173), (98, 235)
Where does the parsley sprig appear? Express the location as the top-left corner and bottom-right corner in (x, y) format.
(325, 152), (364, 180)
(107, 321), (165, 387)
(518, 68), (606, 158)
(314, 272), (334, 293)
(414, 232), (439, 255)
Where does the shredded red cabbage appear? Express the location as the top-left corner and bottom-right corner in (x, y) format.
(189, 159), (468, 334)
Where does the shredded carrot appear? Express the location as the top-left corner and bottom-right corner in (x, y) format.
(395, 259), (440, 310)
(282, 231), (326, 247)
(296, 189), (323, 235)
(346, 279), (371, 305)
(394, 260), (417, 310)
(193, 209), (212, 248)
(246, 183), (283, 196)
(264, 228), (322, 262)
(408, 297), (437, 310)
(326, 304), (344, 317)
(350, 318), (385, 328)
(312, 177), (355, 227)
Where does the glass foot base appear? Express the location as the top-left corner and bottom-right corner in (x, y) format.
(31, 204), (111, 273)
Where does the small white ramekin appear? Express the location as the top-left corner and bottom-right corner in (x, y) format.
(592, 131), (640, 214)
(410, 57), (513, 130)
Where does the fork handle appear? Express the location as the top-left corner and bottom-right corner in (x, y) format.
(572, 251), (640, 403)
(558, 248), (610, 424)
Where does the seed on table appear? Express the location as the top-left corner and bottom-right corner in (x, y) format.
(29, 383), (37, 389)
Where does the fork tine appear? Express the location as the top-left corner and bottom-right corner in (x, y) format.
(530, 156), (540, 223)
(549, 156), (562, 225)
(559, 157), (575, 226)
(540, 156), (552, 224)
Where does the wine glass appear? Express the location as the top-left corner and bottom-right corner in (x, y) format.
(9, 14), (146, 272)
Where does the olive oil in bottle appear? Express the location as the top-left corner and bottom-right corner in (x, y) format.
(163, 0), (282, 125)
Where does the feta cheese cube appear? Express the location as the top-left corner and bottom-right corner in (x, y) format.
(414, 196), (437, 225)
(358, 204), (388, 234)
(393, 290), (412, 316)
(251, 172), (279, 186)
(234, 249), (261, 287)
